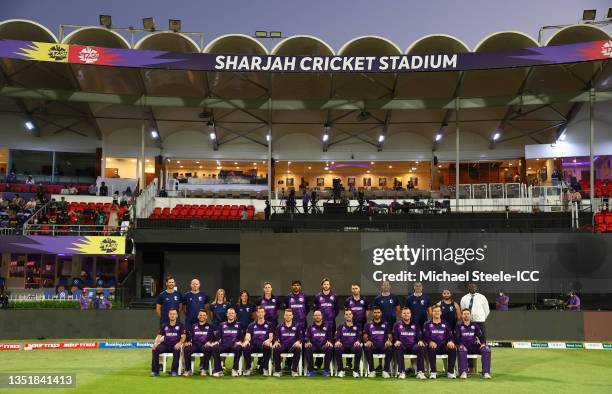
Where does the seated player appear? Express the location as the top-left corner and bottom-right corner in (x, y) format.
(304, 310), (333, 377)
(334, 309), (362, 378)
(242, 306), (274, 376)
(393, 307), (426, 380)
(182, 309), (217, 376)
(212, 307), (243, 377)
(363, 306), (393, 378)
(423, 304), (457, 379)
(150, 308), (186, 377)
(455, 308), (492, 379)
(273, 308), (302, 377)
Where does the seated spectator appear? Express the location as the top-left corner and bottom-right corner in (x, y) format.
(158, 188), (168, 197)
(112, 191), (120, 205)
(124, 187), (132, 197)
(56, 285), (70, 299)
(25, 198), (37, 210)
(25, 175), (35, 184)
(6, 171), (17, 183)
(69, 185), (78, 195)
(120, 192), (129, 206)
(58, 197), (68, 212)
(88, 183), (97, 196)
(99, 182), (108, 196)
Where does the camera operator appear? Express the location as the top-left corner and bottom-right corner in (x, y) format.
(286, 189), (297, 214)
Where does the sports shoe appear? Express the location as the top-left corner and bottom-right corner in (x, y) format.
(182, 371), (192, 377)
(200, 370), (207, 376)
(398, 372), (406, 380)
(273, 372), (281, 377)
(150, 372), (159, 377)
(429, 372), (437, 379)
(262, 369), (269, 377)
(337, 371), (345, 378)
(171, 372), (178, 377)
(322, 370), (331, 377)
(460, 372), (467, 379)
(212, 371), (223, 377)
(352, 371), (361, 378)
(483, 373), (492, 379)
(291, 371), (300, 377)
(368, 371), (376, 378)
(447, 372), (456, 379)
(243, 370), (252, 376)
(307, 371), (317, 377)
(382, 371), (391, 379)
(416, 371), (426, 380)
(231, 370), (240, 377)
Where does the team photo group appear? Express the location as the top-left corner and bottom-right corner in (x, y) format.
(151, 277), (492, 380)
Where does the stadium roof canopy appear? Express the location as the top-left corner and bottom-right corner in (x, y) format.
(0, 19), (611, 161)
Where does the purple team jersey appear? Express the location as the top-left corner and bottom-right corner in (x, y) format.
(393, 321), (422, 347)
(313, 292), (338, 323)
(189, 322), (215, 346)
(218, 320), (243, 345)
(455, 322), (485, 347)
(79, 296), (90, 309)
(275, 323), (302, 347)
(335, 323), (361, 347)
(256, 295), (280, 324)
(423, 321), (453, 345)
(285, 292), (309, 323)
(247, 321), (272, 345)
(364, 320), (390, 347)
(159, 322), (185, 346)
(567, 295), (580, 311)
(306, 323), (332, 347)
(496, 295), (509, 311)
(344, 296), (368, 327)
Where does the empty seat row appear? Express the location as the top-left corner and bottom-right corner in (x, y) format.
(594, 211), (612, 233)
(149, 204), (255, 220)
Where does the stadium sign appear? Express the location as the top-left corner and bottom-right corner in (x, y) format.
(0, 236), (127, 255)
(0, 344), (20, 350)
(23, 342), (98, 350)
(0, 38), (611, 73)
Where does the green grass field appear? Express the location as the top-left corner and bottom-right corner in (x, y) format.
(0, 347), (611, 393)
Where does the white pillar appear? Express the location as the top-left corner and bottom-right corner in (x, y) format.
(589, 88), (596, 212)
(267, 127), (272, 202)
(51, 151), (56, 183)
(455, 98), (460, 212)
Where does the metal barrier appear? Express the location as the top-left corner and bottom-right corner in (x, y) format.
(0, 227), (17, 235)
(135, 178), (157, 219)
(23, 224), (124, 236)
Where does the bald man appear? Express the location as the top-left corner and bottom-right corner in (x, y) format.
(183, 279), (210, 330)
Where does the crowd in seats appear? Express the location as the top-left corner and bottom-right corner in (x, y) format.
(594, 211), (612, 233)
(149, 204), (255, 220)
(579, 179), (612, 198)
(0, 194), (43, 232)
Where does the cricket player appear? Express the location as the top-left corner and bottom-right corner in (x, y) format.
(373, 281), (401, 326)
(423, 304), (457, 379)
(272, 308), (303, 377)
(334, 309), (362, 378)
(182, 309), (217, 376)
(313, 278), (339, 331)
(363, 306), (393, 378)
(156, 276), (182, 326)
(436, 289), (461, 329)
(256, 282), (280, 327)
(344, 283), (369, 330)
(405, 282), (432, 328)
(284, 280), (309, 331)
(182, 279), (209, 330)
(455, 308), (492, 379)
(151, 308), (185, 377)
(393, 307), (426, 379)
(304, 310), (333, 377)
(212, 307), (243, 377)
(242, 306), (274, 376)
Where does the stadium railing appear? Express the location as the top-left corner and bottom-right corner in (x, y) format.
(23, 224), (125, 236)
(0, 227), (16, 235)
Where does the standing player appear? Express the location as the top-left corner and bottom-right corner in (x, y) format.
(235, 290), (256, 329)
(565, 291), (581, 311)
(212, 307), (243, 377)
(313, 278), (339, 331)
(373, 281), (401, 326)
(182, 279), (209, 330)
(405, 282), (432, 329)
(334, 309), (362, 378)
(242, 306), (274, 376)
(423, 305), (457, 379)
(344, 283), (368, 330)
(284, 280), (309, 331)
(363, 306), (393, 378)
(209, 288), (231, 329)
(455, 308), (492, 379)
(156, 276), (182, 326)
(273, 308), (302, 377)
(304, 310), (333, 377)
(496, 291), (509, 311)
(256, 282), (280, 327)
(436, 289), (461, 329)
(393, 307), (426, 380)
(150, 308), (185, 377)
(182, 309), (217, 376)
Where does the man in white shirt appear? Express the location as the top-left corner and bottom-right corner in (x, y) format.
(460, 283), (490, 339)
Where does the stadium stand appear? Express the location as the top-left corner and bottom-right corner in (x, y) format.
(149, 204), (255, 220)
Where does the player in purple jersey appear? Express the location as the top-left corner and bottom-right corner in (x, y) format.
(284, 280), (309, 331)
(495, 292), (509, 311)
(78, 291), (91, 310)
(423, 304), (457, 379)
(393, 307), (426, 379)
(182, 310), (217, 376)
(566, 291), (581, 311)
(455, 308), (492, 379)
(334, 309), (362, 378)
(436, 289), (461, 329)
(363, 306), (394, 378)
(242, 306), (274, 376)
(151, 309), (186, 377)
(212, 308), (243, 377)
(304, 310), (333, 377)
(272, 308), (303, 377)
(313, 278), (339, 331)
(344, 283), (368, 329)
(256, 282), (280, 327)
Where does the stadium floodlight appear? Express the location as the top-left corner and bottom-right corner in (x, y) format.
(558, 129), (567, 141)
(270, 31), (282, 38)
(150, 130), (159, 138)
(322, 133), (329, 142)
(492, 132), (501, 141)
(266, 133), (271, 142)
(255, 31), (268, 38)
(322, 123), (330, 142)
(435, 133), (443, 142)
(582, 9), (596, 21)
(24, 120), (35, 131)
(378, 134), (385, 143)
(209, 132), (216, 140)
(169, 19), (182, 32)
(99, 15), (112, 28)
(207, 121), (216, 140)
(142, 17), (155, 31)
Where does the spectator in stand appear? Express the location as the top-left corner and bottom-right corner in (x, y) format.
(69, 185), (78, 195)
(158, 188), (168, 197)
(79, 290), (91, 310)
(88, 183), (97, 196)
(302, 189), (309, 214)
(25, 175), (35, 184)
(565, 291), (581, 311)
(112, 191), (120, 205)
(108, 204), (120, 233)
(496, 292), (509, 311)
(264, 200), (271, 220)
(124, 186), (132, 197)
(6, 171), (17, 183)
(58, 197), (68, 212)
(407, 179), (414, 190)
(95, 209), (107, 234)
(99, 181), (108, 196)
(25, 198), (37, 210)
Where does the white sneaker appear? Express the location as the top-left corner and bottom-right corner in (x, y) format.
(447, 372), (456, 379)
(291, 372), (300, 377)
(212, 371), (223, 377)
(337, 371), (345, 378)
(483, 373), (492, 379)
(261, 369), (268, 376)
(429, 372), (437, 379)
(273, 372), (281, 377)
(368, 371), (376, 378)
(416, 371), (426, 380)
(382, 371), (391, 379)
(231, 370), (240, 377)
(398, 372), (406, 380)
(352, 371), (360, 378)
(200, 370), (207, 377)
(243, 370), (252, 376)
(460, 372), (467, 379)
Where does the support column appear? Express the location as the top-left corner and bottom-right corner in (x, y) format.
(455, 98), (460, 211)
(51, 151), (56, 183)
(101, 136), (106, 180)
(267, 127), (272, 201)
(589, 88), (596, 212)
(140, 121), (146, 191)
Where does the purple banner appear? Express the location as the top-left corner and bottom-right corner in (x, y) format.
(0, 236), (127, 255)
(0, 38), (610, 73)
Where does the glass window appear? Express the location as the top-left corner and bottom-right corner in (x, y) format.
(41, 255), (56, 288)
(9, 253), (26, 278)
(25, 254), (41, 289)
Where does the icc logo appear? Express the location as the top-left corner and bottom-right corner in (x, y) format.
(79, 47), (100, 64)
(99, 238), (118, 253)
(602, 41), (612, 58)
(47, 45), (67, 61)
